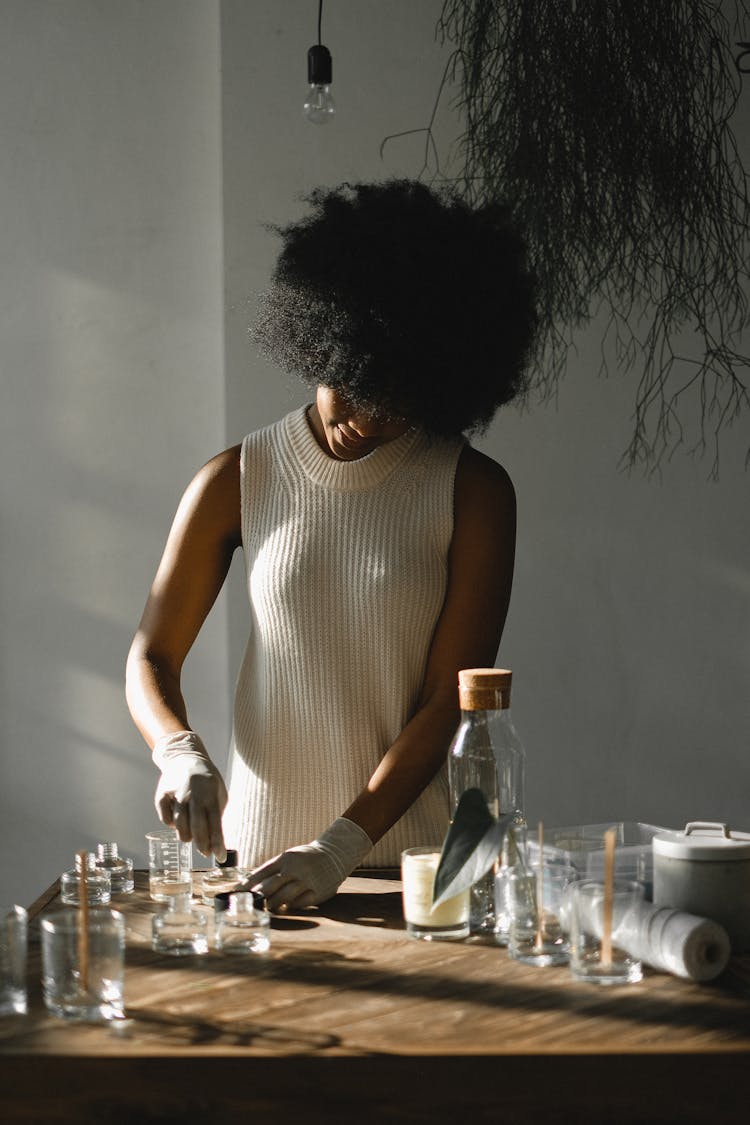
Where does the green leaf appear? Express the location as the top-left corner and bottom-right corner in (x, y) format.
(432, 788), (514, 909)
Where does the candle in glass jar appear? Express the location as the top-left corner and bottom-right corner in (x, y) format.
(401, 847), (470, 941)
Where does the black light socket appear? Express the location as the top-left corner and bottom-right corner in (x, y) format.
(308, 44), (332, 85)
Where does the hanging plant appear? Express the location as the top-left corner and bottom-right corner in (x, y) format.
(387, 1), (750, 474)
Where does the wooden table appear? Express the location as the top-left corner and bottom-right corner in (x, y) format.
(1, 871), (749, 1124)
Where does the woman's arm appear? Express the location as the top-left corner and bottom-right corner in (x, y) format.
(126, 445), (242, 855)
(250, 444), (516, 908)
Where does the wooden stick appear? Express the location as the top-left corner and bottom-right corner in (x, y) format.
(600, 828), (617, 969)
(77, 850), (90, 993)
(535, 821), (544, 950)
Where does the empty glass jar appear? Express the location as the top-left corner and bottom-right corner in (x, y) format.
(200, 849), (246, 906)
(94, 842), (134, 895)
(215, 892), (271, 955)
(60, 853), (111, 906)
(152, 893), (209, 956)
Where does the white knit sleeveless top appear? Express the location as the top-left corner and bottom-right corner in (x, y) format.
(223, 405), (464, 868)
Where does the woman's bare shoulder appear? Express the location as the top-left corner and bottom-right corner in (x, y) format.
(185, 444), (240, 493)
(455, 443), (516, 513)
(177, 445), (242, 549)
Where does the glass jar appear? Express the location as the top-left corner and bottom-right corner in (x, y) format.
(60, 852), (112, 906)
(215, 892), (271, 955)
(152, 893), (209, 955)
(200, 849), (246, 906)
(94, 842), (134, 895)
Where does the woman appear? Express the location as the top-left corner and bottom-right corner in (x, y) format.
(126, 179), (536, 912)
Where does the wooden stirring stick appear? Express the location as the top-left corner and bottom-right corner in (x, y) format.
(77, 850), (90, 993)
(600, 828), (617, 969)
(535, 821), (544, 950)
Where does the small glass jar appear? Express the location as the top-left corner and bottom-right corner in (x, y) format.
(200, 849), (246, 906)
(215, 892), (271, 955)
(60, 853), (111, 906)
(94, 842), (134, 895)
(152, 893), (209, 956)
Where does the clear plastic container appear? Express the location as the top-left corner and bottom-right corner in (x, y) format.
(527, 821), (668, 898)
(94, 843), (134, 895)
(152, 894), (209, 956)
(60, 853), (112, 906)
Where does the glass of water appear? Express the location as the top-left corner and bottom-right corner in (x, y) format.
(41, 908), (125, 1021)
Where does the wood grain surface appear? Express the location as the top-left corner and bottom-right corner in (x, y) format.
(1, 870), (749, 1123)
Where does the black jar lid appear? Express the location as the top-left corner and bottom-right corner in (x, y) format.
(214, 889), (266, 914)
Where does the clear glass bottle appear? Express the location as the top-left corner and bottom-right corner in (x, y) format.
(215, 892), (271, 955)
(152, 893), (209, 956)
(60, 852), (112, 906)
(200, 849), (245, 906)
(448, 667), (526, 935)
(94, 842), (134, 894)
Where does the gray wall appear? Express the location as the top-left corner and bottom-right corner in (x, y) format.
(0, 1), (227, 904)
(1, 1), (748, 905)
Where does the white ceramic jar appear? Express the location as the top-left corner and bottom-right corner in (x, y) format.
(653, 822), (750, 953)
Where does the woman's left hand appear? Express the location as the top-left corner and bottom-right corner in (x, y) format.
(247, 817), (373, 911)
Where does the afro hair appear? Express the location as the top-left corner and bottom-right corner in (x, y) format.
(253, 179), (537, 438)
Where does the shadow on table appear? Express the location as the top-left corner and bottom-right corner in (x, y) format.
(118, 933), (750, 1043)
(319, 890), (404, 929)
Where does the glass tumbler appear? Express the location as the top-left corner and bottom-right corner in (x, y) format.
(508, 862), (579, 967)
(146, 829), (193, 902)
(0, 905), (28, 1016)
(41, 908), (125, 1021)
(569, 879), (645, 985)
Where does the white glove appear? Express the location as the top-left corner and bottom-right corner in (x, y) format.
(248, 817), (373, 912)
(152, 730), (228, 861)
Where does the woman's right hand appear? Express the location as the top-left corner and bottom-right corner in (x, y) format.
(152, 731), (228, 860)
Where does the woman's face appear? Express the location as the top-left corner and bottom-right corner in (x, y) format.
(309, 386), (409, 461)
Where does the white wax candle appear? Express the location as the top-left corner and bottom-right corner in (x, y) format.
(402, 852), (470, 927)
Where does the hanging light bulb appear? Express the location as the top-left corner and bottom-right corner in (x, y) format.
(304, 44), (335, 124)
(303, 1), (335, 124)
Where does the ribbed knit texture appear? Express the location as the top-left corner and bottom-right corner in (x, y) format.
(223, 406), (463, 868)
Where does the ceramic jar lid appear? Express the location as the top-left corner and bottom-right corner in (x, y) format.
(654, 821), (750, 861)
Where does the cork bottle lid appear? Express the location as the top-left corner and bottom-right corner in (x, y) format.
(458, 667), (512, 710)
